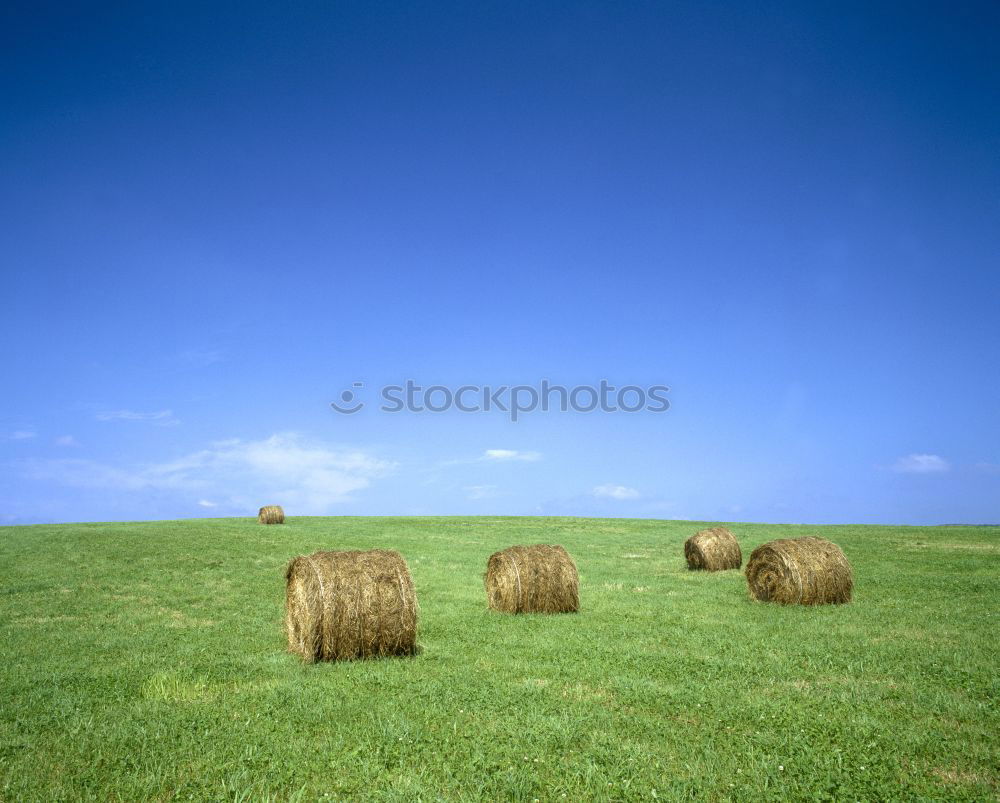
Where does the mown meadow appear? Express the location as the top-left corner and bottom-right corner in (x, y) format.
(1, 517), (997, 800)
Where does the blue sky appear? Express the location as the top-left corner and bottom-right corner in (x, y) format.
(2, 1), (998, 525)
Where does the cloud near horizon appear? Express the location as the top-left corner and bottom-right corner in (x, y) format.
(482, 449), (541, 462)
(592, 484), (640, 500)
(21, 432), (394, 514)
(96, 409), (179, 426)
(891, 454), (950, 474)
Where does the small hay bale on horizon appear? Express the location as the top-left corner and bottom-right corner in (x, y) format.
(745, 536), (853, 605)
(258, 505), (285, 525)
(485, 544), (579, 614)
(285, 549), (418, 662)
(684, 526), (742, 571)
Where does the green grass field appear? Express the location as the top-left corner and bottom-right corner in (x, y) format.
(1, 517), (997, 801)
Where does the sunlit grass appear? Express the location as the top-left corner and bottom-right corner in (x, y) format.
(1, 517), (997, 800)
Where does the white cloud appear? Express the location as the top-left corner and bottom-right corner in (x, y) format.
(10, 430), (37, 441)
(197, 499), (217, 508)
(436, 449), (543, 468)
(464, 484), (498, 500)
(55, 435), (80, 447)
(22, 432), (394, 514)
(891, 454), (950, 474)
(482, 449), (541, 462)
(96, 409), (179, 426)
(592, 484), (640, 500)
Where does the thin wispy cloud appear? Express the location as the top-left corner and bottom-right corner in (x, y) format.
(482, 449), (541, 462)
(592, 484), (640, 500)
(96, 409), (179, 426)
(891, 454), (950, 474)
(437, 449), (543, 468)
(22, 432), (394, 514)
(9, 430), (37, 441)
(197, 499), (218, 508)
(54, 435), (80, 447)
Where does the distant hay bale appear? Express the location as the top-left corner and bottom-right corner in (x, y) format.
(484, 544), (579, 614)
(284, 550), (418, 662)
(745, 536), (853, 605)
(685, 527), (742, 571)
(258, 505), (285, 525)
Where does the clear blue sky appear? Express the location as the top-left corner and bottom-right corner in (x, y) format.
(2, 2), (998, 525)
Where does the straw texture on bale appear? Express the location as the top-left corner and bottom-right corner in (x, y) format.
(745, 536), (853, 605)
(685, 526), (742, 571)
(284, 549), (418, 662)
(484, 544), (579, 614)
(258, 505), (285, 525)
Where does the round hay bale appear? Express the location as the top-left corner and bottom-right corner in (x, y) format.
(684, 526), (742, 571)
(284, 549), (418, 662)
(258, 505), (285, 525)
(484, 544), (579, 614)
(745, 536), (853, 605)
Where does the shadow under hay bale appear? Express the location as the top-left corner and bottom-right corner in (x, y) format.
(258, 505), (285, 525)
(745, 536), (853, 605)
(685, 526), (742, 570)
(284, 549), (418, 662)
(485, 544), (579, 614)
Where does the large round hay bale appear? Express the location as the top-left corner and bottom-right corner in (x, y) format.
(284, 549), (418, 662)
(258, 505), (285, 525)
(484, 544), (579, 614)
(745, 536), (853, 605)
(684, 526), (742, 570)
